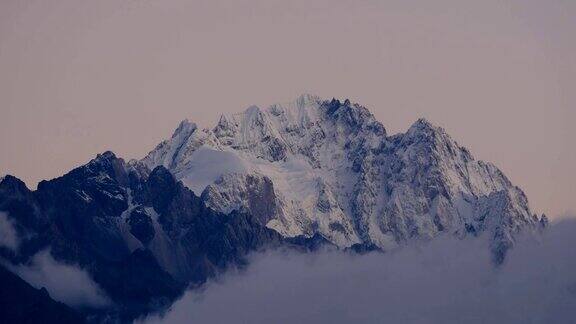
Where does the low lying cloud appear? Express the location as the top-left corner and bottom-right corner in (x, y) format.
(6, 250), (110, 309)
(143, 218), (576, 324)
(0, 212), (19, 251)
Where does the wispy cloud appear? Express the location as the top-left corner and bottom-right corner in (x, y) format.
(6, 250), (111, 309)
(0, 211), (19, 251)
(142, 219), (576, 324)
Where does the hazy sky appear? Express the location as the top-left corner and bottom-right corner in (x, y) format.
(0, 0), (574, 218)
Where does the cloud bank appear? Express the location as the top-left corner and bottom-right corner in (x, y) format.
(143, 218), (576, 324)
(6, 250), (110, 309)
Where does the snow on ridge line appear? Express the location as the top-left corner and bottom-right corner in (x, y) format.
(140, 94), (542, 257)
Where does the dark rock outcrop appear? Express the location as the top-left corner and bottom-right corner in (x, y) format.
(0, 152), (304, 322)
(0, 264), (84, 324)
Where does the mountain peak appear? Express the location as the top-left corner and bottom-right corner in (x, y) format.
(322, 97), (365, 115)
(0, 174), (29, 193)
(96, 151), (117, 160)
(89, 151), (123, 169)
(214, 113), (238, 139)
(319, 98), (385, 136)
(414, 117), (433, 126)
(409, 118), (438, 132)
(171, 119), (197, 139)
(404, 118), (450, 144)
(141, 95), (538, 259)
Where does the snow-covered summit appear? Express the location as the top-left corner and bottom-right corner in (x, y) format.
(142, 95), (544, 260)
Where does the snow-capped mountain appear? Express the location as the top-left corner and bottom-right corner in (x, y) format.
(0, 94), (548, 321)
(142, 94), (546, 262)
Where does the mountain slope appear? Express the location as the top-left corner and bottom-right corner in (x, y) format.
(143, 94), (546, 262)
(0, 153), (299, 321)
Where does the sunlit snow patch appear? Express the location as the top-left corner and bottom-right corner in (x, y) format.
(174, 146), (251, 195)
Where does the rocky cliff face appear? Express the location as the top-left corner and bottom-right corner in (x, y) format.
(0, 152), (293, 321)
(143, 94), (545, 262)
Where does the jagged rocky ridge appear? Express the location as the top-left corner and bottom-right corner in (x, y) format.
(0, 94), (546, 321)
(0, 152), (321, 322)
(143, 94), (546, 262)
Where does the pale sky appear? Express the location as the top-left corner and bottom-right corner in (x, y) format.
(0, 0), (574, 218)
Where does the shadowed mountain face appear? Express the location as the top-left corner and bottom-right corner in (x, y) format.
(0, 152), (314, 322)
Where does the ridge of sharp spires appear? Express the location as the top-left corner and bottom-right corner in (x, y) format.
(324, 97), (354, 112)
(325, 98), (342, 114)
